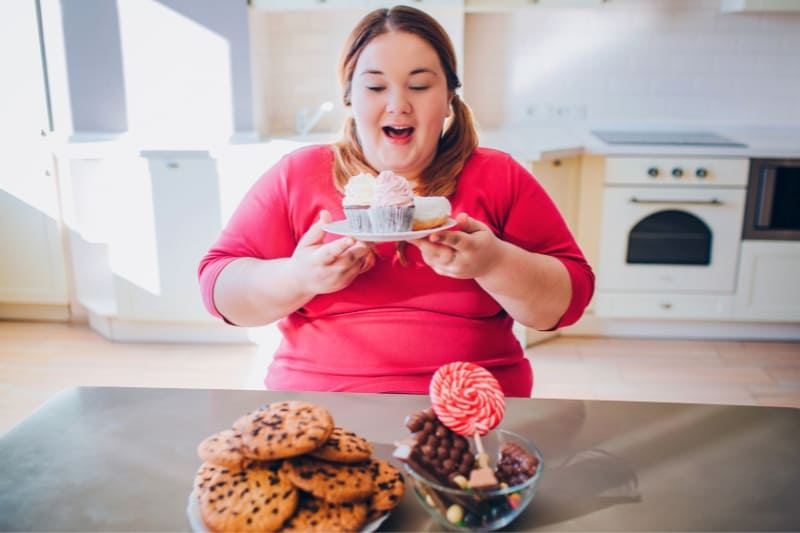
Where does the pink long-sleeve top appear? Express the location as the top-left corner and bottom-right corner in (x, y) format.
(198, 145), (594, 396)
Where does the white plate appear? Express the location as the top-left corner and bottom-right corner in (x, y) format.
(324, 218), (456, 242)
(187, 490), (390, 532)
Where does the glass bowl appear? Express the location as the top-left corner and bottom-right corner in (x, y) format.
(403, 429), (544, 531)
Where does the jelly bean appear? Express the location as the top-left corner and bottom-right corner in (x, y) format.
(446, 504), (464, 525)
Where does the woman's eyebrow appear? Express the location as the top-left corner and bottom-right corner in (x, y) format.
(359, 67), (438, 76)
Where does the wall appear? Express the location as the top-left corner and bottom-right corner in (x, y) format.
(249, 9), (363, 137)
(249, 1), (800, 133)
(464, 0), (800, 128)
(50, 0), (254, 139)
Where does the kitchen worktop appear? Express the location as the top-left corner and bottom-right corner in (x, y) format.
(478, 123), (800, 162)
(58, 123), (800, 164)
(1, 387), (799, 531)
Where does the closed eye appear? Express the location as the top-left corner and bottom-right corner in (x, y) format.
(409, 86), (429, 91)
(367, 86), (385, 92)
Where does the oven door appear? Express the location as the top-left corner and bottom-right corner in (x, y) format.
(598, 186), (746, 292)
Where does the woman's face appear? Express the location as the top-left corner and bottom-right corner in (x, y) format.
(349, 30), (451, 184)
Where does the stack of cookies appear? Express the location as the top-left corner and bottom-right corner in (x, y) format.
(194, 400), (405, 532)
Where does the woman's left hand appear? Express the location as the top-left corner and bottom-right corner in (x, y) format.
(408, 212), (500, 279)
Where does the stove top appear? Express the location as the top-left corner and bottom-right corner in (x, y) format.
(592, 130), (747, 147)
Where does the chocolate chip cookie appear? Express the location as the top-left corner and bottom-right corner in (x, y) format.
(240, 401), (334, 460)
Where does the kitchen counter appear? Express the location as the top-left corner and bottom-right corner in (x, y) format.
(59, 123), (800, 163)
(479, 124), (800, 162)
(1, 387), (798, 531)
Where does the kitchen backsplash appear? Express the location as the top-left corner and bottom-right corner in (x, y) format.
(253, 0), (799, 134)
(464, 0), (800, 128)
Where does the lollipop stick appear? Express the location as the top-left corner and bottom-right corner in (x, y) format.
(468, 431), (498, 489)
(474, 431), (489, 468)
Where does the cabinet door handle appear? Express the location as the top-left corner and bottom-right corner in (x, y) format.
(630, 197), (723, 206)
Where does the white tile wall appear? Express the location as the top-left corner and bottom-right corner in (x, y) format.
(249, 10), (363, 136)
(465, 0), (800, 128)
(250, 1), (800, 135)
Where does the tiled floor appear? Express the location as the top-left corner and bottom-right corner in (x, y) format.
(1, 321), (798, 435)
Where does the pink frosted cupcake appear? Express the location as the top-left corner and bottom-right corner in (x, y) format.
(369, 171), (415, 232)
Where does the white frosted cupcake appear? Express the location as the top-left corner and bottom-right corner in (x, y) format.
(369, 171), (415, 233)
(412, 196), (451, 230)
(342, 173), (376, 232)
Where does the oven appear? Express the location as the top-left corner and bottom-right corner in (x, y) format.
(596, 156), (750, 319)
(743, 158), (800, 241)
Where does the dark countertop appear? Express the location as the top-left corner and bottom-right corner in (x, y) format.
(1, 387), (798, 531)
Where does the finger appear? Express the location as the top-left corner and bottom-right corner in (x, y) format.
(454, 212), (487, 233)
(297, 210), (332, 248)
(318, 237), (355, 265)
(359, 251), (376, 273)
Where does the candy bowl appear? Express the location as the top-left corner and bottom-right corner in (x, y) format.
(403, 429), (544, 531)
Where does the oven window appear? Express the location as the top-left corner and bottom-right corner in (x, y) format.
(770, 167), (800, 230)
(627, 210), (712, 265)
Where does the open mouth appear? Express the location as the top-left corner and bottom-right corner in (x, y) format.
(383, 126), (414, 140)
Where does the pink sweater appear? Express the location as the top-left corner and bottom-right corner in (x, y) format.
(198, 145), (594, 396)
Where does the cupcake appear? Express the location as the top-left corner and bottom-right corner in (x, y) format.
(369, 171), (415, 233)
(342, 173), (376, 232)
(412, 196), (451, 230)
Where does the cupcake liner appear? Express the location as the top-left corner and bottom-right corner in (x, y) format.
(369, 206), (415, 233)
(343, 205), (372, 232)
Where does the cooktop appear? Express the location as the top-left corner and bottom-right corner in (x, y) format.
(592, 130), (747, 147)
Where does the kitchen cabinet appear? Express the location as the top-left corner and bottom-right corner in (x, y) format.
(465, 0), (608, 12)
(57, 146), (254, 342)
(531, 158), (581, 232)
(0, 1), (70, 320)
(251, 0), (461, 10)
(720, 0), (800, 12)
(0, 165), (70, 320)
(250, 0), (370, 10)
(735, 241), (800, 322)
(532, 154), (603, 297)
(109, 154), (222, 325)
(518, 154), (602, 344)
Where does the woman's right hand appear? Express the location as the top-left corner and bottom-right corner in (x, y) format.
(290, 210), (375, 295)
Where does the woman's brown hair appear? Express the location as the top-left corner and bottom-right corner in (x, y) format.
(332, 5), (478, 198)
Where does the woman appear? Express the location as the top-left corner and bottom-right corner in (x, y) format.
(198, 6), (594, 396)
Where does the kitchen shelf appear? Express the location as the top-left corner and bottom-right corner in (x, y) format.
(721, 0), (800, 12)
(465, 0), (608, 12)
(250, 0), (460, 10)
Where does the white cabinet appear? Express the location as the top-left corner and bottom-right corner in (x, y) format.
(251, 0), (461, 10)
(466, 0), (607, 11)
(251, 0), (367, 10)
(0, 165), (69, 314)
(721, 0), (800, 12)
(0, 1), (70, 319)
(111, 153), (223, 324)
(57, 145), (257, 342)
(735, 241), (800, 322)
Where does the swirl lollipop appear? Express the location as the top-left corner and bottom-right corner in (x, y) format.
(430, 362), (506, 488)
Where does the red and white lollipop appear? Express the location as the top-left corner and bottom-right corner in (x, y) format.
(429, 362), (506, 487)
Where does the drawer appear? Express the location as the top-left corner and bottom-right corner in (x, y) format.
(595, 291), (735, 320)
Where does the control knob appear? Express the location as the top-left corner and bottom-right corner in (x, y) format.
(696, 167), (709, 178)
(671, 167), (684, 178)
(647, 167), (659, 178)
